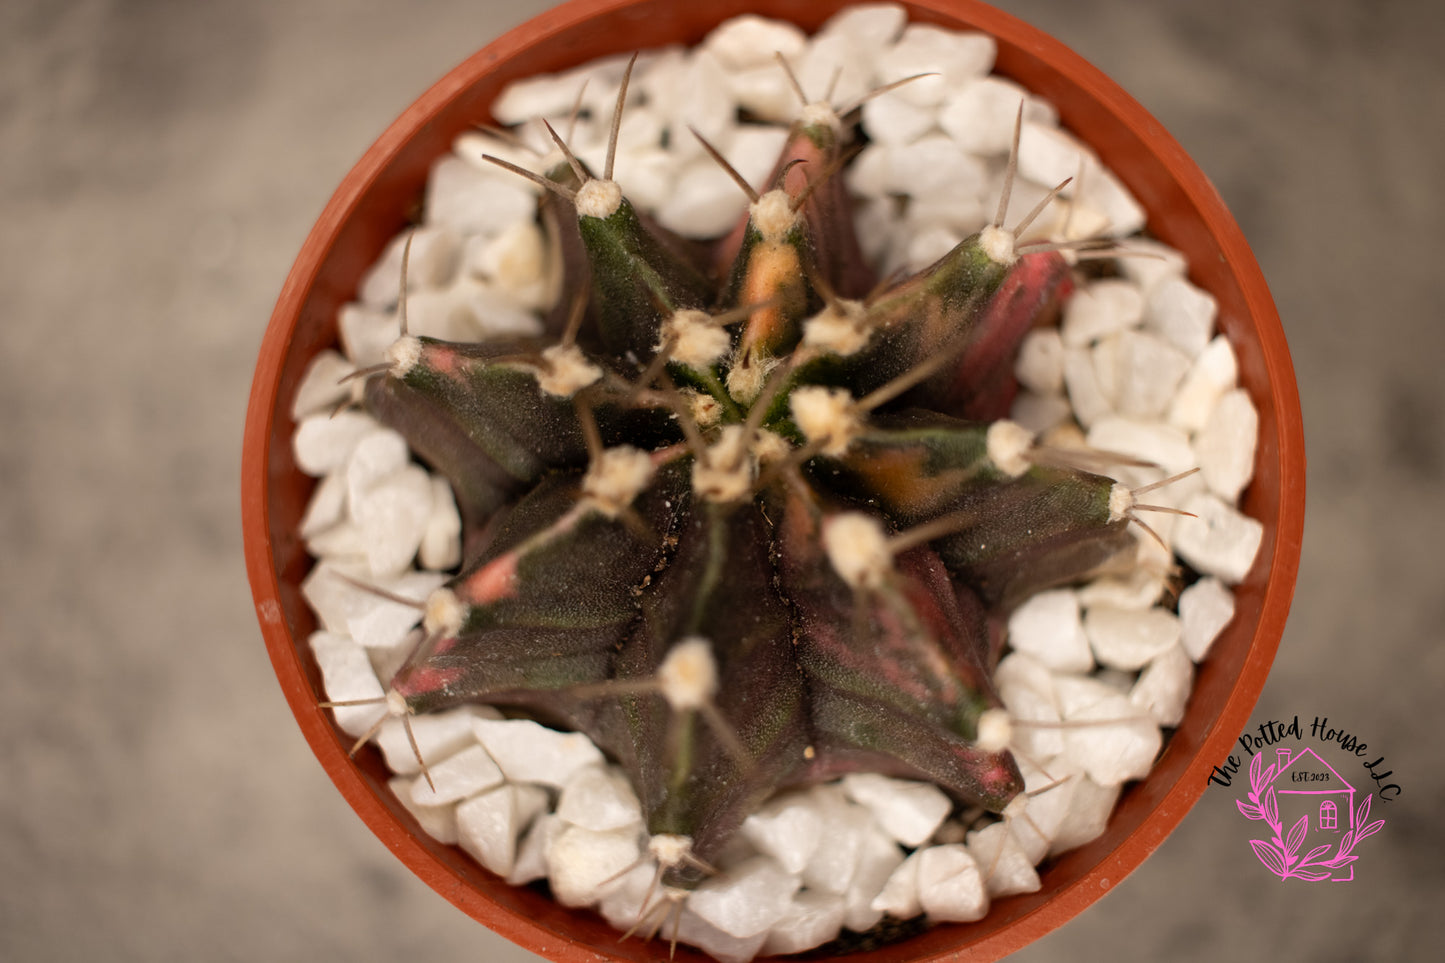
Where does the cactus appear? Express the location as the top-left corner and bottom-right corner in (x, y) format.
(353, 56), (1158, 892)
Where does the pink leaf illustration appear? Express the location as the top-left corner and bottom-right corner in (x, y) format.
(1326, 854), (1359, 869)
(1302, 843), (1332, 864)
(1356, 819), (1384, 843)
(1285, 815), (1308, 859)
(1355, 793), (1372, 829)
(1293, 868), (1333, 882)
(1237, 800), (1265, 820)
(1263, 786), (1280, 827)
(1337, 829), (1355, 854)
(1250, 838), (1288, 878)
(1249, 752), (1264, 790)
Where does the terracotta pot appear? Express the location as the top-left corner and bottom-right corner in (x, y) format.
(242, 0), (1305, 959)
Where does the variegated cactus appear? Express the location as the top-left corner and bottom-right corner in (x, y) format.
(356, 57), (1161, 890)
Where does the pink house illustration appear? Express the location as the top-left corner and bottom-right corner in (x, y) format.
(1264, 746), (1357, 881)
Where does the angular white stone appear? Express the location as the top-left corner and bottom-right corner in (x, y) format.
(916, 844), (989, 922)
(820, 2), (908, 50)
(762, 890), (847, 956)
(724, 125), (792, 191)
(1178, 576), (1236, 662)
(1169, 334), (1239, 432)
(557, 765), (643, 833)
(675, 908), (769, 963)
(457, 782), (549, 877)
(871, 847), (923, 919)
(490, 70), (584, 125)
(966, 822), (1042, 897)
(419, 476), (461, 572)
(1131, 644), (1195, 726)
(291, 350), (355, 420)
(876, 24), (996, 108)
(1061, 691), (1162, 785)
(424, 155), (538, 237)
(1083, 605), (1181, 671)
(508, 813), (566, 886)
(1115, 330), (1193, 419)
(547, 823), (642, 907)
(1090, 335), (1121, 408)
(338, 302), (398, 368)
(359, 227), (460, 308)
(1116, 236), (1187, 293)
(1017, 121), (1090, 196)
(1009, 390), (1073, 435)
(1077, 559), (1168, 611)
(704, 14), (807, 69)
(299, 471), (347, 540)
(800, 787), (873, 894)
(409, 743), (505, 807)
(596, 861), (667, 932)
(993, 652), (1058, 708)
(449, 279), (546, 341)
(999, 673), (1065, 761)
(1146, 274), (1216, 357)
(345, 569), (442, 651)
(843, 827), (905, 932)
(1049, 775), (1122, 855)
(794, 32), (874, 111)
(389, 775), (459, 845)
(1062, 345), (1114, 428)
(1173, 492), (1264, 584)
(345, 428), (410, 502)
(1007, 589), (1093, 673)
(938, 76), (1055, 155)
(1061, 278), (1145, 347)
(1087, 416), (1196, 474)
(905, 224), (964, 272)
(725, 64), (797, 123)
(293, 410), (377, 477)
(375, 705), (497, 776)
(741, 790), (824, 875)
(841, 774), (951, 848)
(669, 49), (736, 151)
(655, 158), (751, 240)
(688, 855), (799, 938)
(467, 219), (553, 309)
(352, 464), (432, 577)
(1015, 328), (1065, 396)
(308, 631), (386, 738)
(860, 93), (936, 146)
(472, 717), (605, 787)
(1196, 387), (1258, 501)
(1079, 162), (1146, 236)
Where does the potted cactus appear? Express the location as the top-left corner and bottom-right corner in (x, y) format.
(242, 1), (1303, 960)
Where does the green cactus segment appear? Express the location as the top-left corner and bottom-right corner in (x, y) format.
(724, 206), (814, 374)
(577, 197), (714, 360)
(932, 466), (1134, 610)
(389, 465), (688, 719)
(601, 498), (808, 884)
(773, 116), (875, 300)
(926, 250), (1073, 421)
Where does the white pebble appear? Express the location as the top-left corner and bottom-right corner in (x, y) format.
(457, 782), (550, 877)
(1062, 346), (1114, 428)
(740, 791), (823, 875)
(489, 71), (584, 125)
(875, 24), (996, 108)
(301, 561), (374, 635)
(546, 823), (642, 907)
(688, 856), (799, 939)
(1049, 774), (1121, 855)
(1196, 387), (1258, 501)
(1091, 335), (1121, 408)
(424, 155), (538, 238)
(1015, 328), (1065, 396)
(762, 890), (847, 956)
(410, 743), (505, 807)
(860, 93), (936, 146)
(299, 471), (347, 539)
(1009, 390), (1073, 435)
(345, 428), (410, 502)
(794, 32), (873, 110)
(291, 350), (355, 419)
(916, 844), (989, 922)
(1117, 236), (1187, 293)
(450, 279), (547, 340)
(870, 847), (922, 919)
(557, 765), (643, 833)
(1007, 589), (1094, 673)
(308, 631), (386, 738)
(419, 476), (461, 572)
(1115, 330), (1193, 419)
(1173, 492), (1264, 584)
(819, 2), (908, 49)
(841, 774), (951, 848)
(507, 813), (565, 886)
(966, 822), (1041, 897)
(705, 14), (808, 69)
(1178, 576), (1236, 661)
(1130, 644), (1194, 726)
(351, 464), (432, 577)
(1083, 605), (1181, 671)
(725, 64), (797, 123)
(377, 704), (497, 776)
(472, 717), (605, 787)
(843, 828), (905, 931)
(468, 220), (553, 309)
(1168, 334), (1238, 432)
(293, 410), (377, 477)
(675, 908), (770, 963)
(338, 302), (397, 367)
(938, 76), (1055, 155)
(724, 124), (792, 190)
(1061, 278), (1145, 347)
(1017, 121), (1089, 195)
(1061, 692), (1162, 786)
(800, 787), (872, 894)
(359, 227), (460, 308)
(596, 861), (667, 932)
(1086, 416), (1196, 474)
(655, 158), (751, 239)
(389, 775), (459, 845)
(1079, 163), (1146, 236)
(345, 569), (442, 651)
(1145, 274), (1216, 357)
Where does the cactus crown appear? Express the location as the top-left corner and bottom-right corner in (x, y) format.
(360, 53), (1144, 887)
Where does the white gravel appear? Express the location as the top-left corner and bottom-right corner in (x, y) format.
(293, 6), (1264, 960)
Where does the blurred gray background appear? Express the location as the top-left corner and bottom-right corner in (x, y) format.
(3, 0), (1441, 959)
